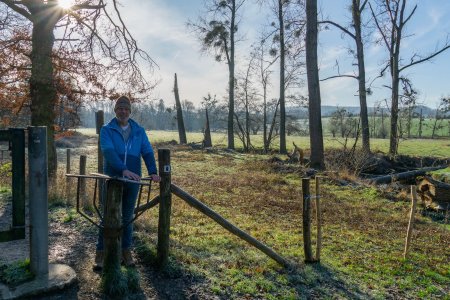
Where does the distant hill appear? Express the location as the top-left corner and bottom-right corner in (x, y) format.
(286, 105), (436, 118)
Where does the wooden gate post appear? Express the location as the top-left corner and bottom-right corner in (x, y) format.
(79, 155), (87, 208)
(66, 149), (71, 203)
(315, 176), (322, 262)
(102, 179), (123, 285)
(302, 178), (314, 263)
(11, 128), (25, 239)
(157, 149), (172, 267)
(95, 110), (104, 172)
(96, 110), (105, 204)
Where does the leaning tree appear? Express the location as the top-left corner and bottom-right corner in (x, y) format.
(0, 0), (156, 177)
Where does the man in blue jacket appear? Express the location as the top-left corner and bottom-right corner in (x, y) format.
(94, 96), (160, 270)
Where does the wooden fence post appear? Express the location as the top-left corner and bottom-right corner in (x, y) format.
(302, 178), (314, 263)
(157, 149), (172, 268)
(96, 110), (104, 173)
(404, 186), (418, 259)
(102, 179), (123, 291)
(96, 110), (105, 204)
(66, 149), (71, 203)
(315, 176), (322, 262)
(79, 155), (87, 208)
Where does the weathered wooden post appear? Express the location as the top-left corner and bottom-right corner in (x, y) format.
(96, 110), (104, 172)
(157, 149), (172, 267)
(302, 178), (314, 263)
(11, 128), (25, 240)
(102, 179), (123, 292)
(404, 186), (418, 259)
(79, 155), (87, 208)
(315, 176), (322, 262)
(96, 110), (105, 204)
(28, 126), (48, 276)
(66, 149), (71, 203)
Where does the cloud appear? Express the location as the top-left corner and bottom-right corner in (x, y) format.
(320, 76), (360, 106)
(120, 0), (230, 105)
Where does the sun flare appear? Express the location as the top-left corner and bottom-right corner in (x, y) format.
(58, 0), (73, 9)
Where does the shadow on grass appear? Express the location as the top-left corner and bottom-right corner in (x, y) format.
(135, 228), (372, 300)
(134, 236), (212, 300)
(285, 262), (371, 299)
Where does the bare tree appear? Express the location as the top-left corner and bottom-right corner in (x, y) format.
(320, 0), (371, 154)
(235, 54), (259, 151)
(305, 0), (324, 169)
(431, 97), (450, 139)
(258, 0), (306, 154)
(188, 0), (247, 150)
(0, 0), (156, 177)
(252, 40), (276, 153)
(370, 0), (450, 155)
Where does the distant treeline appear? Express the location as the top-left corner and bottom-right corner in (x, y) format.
(79, 100), (449, 139)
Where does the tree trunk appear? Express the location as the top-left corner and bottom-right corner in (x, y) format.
(204, 108), (212, 147)
(389, 64), (400, 155)
(407, 106), (412, 138)
(245, 96), (250, 152)
(353, 0), (370, 154)
(306, 0), (325, 169)
(227, 1), (236, 150)
(263, 83), (268, 153)
(30, 15), (58, 178)
(278, 0), (286, 154)
(174, 73), (187, 144)
(418, 108), (423, 138)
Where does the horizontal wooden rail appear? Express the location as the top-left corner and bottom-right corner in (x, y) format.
(170, 183), (292, 268)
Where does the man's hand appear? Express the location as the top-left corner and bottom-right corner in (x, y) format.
(150, 174), (161, 182)
(122, 169), (141, 181)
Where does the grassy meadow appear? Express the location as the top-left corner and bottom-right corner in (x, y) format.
(62, 128), (450, 299)
(88, 129), (449, 158)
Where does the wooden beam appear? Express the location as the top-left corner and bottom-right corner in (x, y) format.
(171, 183), (292, 268)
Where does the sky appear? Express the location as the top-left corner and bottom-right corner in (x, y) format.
(118, 0), (450, 109)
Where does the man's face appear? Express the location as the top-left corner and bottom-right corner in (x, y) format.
(115, 106), (131, 125)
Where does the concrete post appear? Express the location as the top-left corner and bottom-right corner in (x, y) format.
(28, 126), (48, 276)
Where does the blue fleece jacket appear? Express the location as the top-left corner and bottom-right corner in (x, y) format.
(100, 118), (157, 177)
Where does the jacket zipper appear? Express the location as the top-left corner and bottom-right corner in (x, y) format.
(113, 125), (132, 168)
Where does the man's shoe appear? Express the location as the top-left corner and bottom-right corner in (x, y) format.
(93, 250), (103, 271)
(122, 250), (135, 267)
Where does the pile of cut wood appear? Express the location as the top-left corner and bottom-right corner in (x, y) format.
(417, 176), (450, 211)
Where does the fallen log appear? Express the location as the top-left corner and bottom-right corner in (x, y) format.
(369, 166), (447, 185)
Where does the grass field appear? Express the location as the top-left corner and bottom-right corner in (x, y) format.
(76, 128), (450, 158)
(130, 148), (449, 299)
(63, 128), (450, 298)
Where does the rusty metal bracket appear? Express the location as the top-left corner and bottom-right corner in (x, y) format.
(66, 173), (159, 230)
